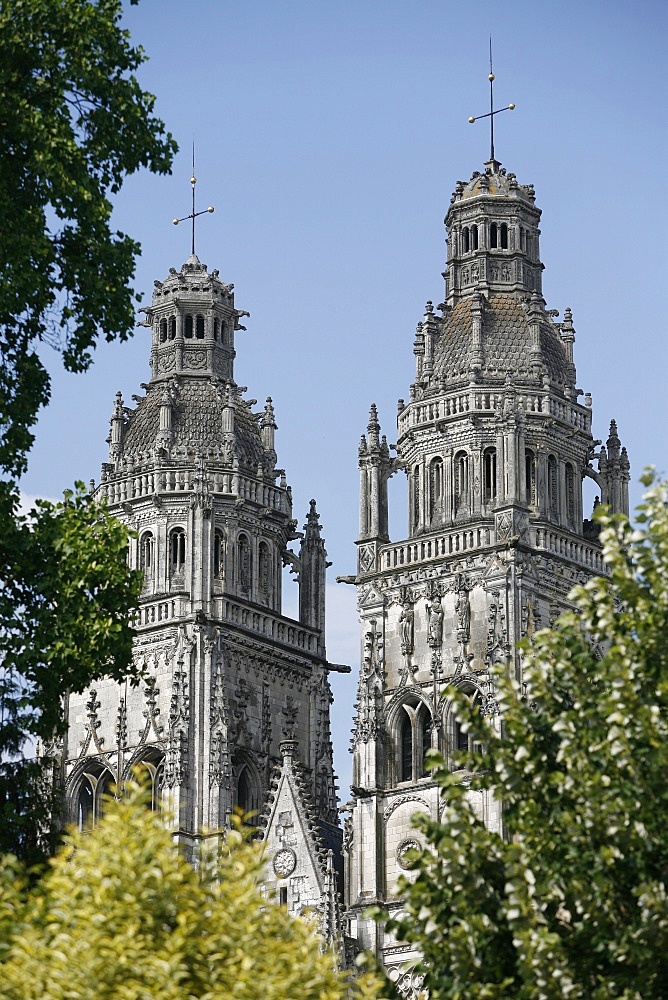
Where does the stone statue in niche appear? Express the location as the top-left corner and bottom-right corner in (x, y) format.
(399, 590), (414, 656)
(454, 573), (471, 645)
(426, 593), (444, 648)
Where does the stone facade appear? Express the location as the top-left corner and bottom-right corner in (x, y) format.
(59, 251), (342, 930)
(341, 157), (630, 987)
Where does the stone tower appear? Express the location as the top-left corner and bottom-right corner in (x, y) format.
(342, 157), (630, 983)
(60, 251), (343, 915)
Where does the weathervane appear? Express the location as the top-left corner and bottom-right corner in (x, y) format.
(468, 38), (515, 162)
(172, 143), (214, 256)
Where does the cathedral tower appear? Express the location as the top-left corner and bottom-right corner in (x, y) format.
(343, 155), (629, 981)
(61, 248), (343, 910)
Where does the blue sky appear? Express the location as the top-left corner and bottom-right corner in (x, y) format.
(22, 0), (668, 790)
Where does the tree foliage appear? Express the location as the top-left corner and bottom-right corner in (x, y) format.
(387, 472), (668, 999)
(0, 785), (388, 1000)
(0, 0), (175, 859)
(0, 0), (176, 477)
(0, 485), (143, 862)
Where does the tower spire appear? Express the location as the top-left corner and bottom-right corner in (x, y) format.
(468, 38), (515, 167)
(172, 143), (215, 256)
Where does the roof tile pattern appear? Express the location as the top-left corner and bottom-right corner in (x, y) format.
(432, 294), (571, 384)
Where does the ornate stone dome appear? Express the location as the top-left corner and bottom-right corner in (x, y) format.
(432, 294), (574, 387)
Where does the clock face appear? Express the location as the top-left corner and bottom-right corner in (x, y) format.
(273, 847), (297, 878)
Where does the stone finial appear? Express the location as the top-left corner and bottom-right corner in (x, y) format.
(304, 499), (322, 540)
(607, 419), (621, 459)
(367, 404), (381, 449)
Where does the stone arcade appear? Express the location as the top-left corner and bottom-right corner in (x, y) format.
(58, 151), (629, 990)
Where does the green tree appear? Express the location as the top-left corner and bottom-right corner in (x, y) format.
(0, 0), (175, 859)
(0, 0), (176, 478)
(0, 785), (389, 1000)
(387, 472), (668, 999)
(0, 486), (143, 863)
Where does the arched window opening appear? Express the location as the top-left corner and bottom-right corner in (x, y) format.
(258, 541), (270, 600)
(490, 222), (498, 249)
(400, 711), (413, 783)
(500, 223), (508, 249)
(451, 689), (482, 764)
(483, 448), (497, 503)
(412, 466), (420, 530)
(565, 463), (576, 526)
(76, 767), (114, 831)
(213, 529), (225, 579)
(525, 450), (537, 507)
(235, 761), (259, 824)
(462, 227), (470, 253)
(237, 533), (251, 593)
(169, 316), (177, 340)
(548, 456), (558, 516)
(471, 224), (478, 250)
(520, 227), (526, 250)
(135, 756), (164, 811)
(170, 527), (186, 583)
(195, 314), (205, 339)
(139, 531), (154, 588)
(454, 451), (469, 514)
(429, 457), (443, 524)
(184, 314), (194, 339)
(159, 319), (167, 343)
(213, 317), (220, 342)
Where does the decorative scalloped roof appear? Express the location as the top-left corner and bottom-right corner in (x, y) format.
(121, 379), (265, 473)
(432, 294), (572, 385)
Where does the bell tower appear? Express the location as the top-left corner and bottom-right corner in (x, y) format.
(60, 235), (343, 908)
(343, 146), (630, 979)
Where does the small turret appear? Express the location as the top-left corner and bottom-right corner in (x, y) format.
(298, 500), (329, 652)
(108, 391), (125, 462)
(598, 419), (631, 516)
(358, 404), (391, 543)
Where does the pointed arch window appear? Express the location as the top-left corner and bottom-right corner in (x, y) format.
(500, 223), (508, 249)
(134, 754), (165, 812)
(471, 224), (478, 250)
(234, 757), (259, 824)
(75, 766), (115, 831)
(451, 689), (483, 765)
(397, 702), (433, 784)
(462, 227), (470, 253)
(548, 456), (559, 516)
(490, 222), (498, 249)
(483, 447), (497, 503)
(195, 314), (205, 339)
(525, 449), (537, 507)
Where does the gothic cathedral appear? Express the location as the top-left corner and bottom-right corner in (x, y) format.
(59, 149), (629, 983)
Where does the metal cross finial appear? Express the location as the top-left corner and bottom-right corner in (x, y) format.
(172, 143), (214, 256)
(468, 38), (515, 163)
